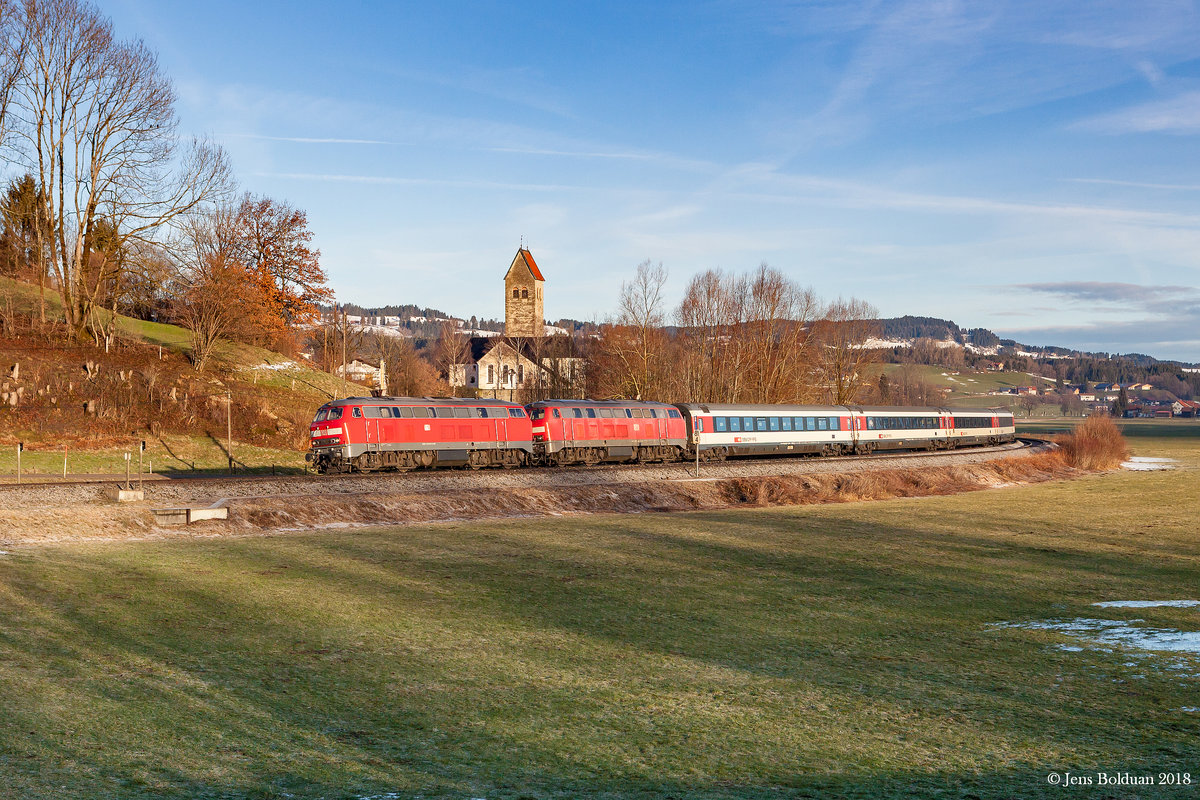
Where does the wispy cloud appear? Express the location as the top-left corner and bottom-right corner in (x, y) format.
(1067, 177), (1200, 191)
(996, 282), (1200, 358)
(1071, 91), (1200, 135)
(223, 133), (401, 145)
(1008, 281), (1199, 308)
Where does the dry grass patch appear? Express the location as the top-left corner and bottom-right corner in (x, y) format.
(1053, 415), (1130, 470)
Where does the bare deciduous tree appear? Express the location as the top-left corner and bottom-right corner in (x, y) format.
(811, 297), (880, 405)
(9, 0), (232, 342)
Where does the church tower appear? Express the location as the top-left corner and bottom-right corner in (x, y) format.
(503, 247), (545, 338)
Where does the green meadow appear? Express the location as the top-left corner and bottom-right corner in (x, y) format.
(0, 422), (1196, 798)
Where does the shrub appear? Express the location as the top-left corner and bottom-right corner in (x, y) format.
(1055, 414), (1129, 470)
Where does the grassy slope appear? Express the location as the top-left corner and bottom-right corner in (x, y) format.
(0, 424), (1196, 798)
(0, 277), (365, 473)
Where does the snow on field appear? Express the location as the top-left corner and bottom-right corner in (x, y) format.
(1094, 601), (1200, 609)
(994, 614), (1200, 657)
(1122, 457), (1178, 471)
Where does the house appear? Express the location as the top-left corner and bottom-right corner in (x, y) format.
(335, 359), (383, 389)
(1172, 399), (1200, 418)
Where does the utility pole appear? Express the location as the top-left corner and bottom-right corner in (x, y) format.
(342, 306), (349, 399)
(226, 390), (233, 474)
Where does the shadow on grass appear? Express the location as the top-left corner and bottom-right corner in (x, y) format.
(0, 509), (1197, 798)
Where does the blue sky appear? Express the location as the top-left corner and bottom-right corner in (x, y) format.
(102, 0), (1200, 361)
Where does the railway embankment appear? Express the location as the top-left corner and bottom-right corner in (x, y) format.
(0, 439), (1084, 546)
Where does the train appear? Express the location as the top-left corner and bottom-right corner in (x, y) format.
(305, 396), (1016, 474)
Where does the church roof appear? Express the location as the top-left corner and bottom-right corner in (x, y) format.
(504, 247), (545, 282)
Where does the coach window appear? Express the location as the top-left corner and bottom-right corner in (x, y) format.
(780, 417), (791, 431)
(753, 417), (765, 431)
(812, 417), (824, 431)
(728, 417), (741, 432)
(769, 417), (780, 431)
(714, 417), (727, 432)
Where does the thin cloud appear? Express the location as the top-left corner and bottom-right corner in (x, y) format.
(1008, 281), (1198, 306)
(1067, 178), (1200, 191)
(222, 133), (401, 145)
(1071, 90), (1200, 135)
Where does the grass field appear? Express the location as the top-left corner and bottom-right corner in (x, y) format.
(0, 434), (307, 479)
(0, 427), (1197, 797)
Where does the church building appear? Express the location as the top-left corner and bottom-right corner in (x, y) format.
(448, 246), (585, 400)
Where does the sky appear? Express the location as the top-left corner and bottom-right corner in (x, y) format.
(99, 0), (1200, 362)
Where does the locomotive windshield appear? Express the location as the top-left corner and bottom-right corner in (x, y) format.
(530, 409), (545, 420)
(313, 406), (343, 423)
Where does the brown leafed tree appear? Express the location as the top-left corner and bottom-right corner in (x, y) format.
(234, 193), (331, 347)
(172, 252), (254, 374)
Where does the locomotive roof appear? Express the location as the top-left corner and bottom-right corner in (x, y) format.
(324, 396), (521, 407)
(528, 399), (675, 408)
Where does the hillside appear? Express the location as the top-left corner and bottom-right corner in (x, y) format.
(0, 277), (365, 475)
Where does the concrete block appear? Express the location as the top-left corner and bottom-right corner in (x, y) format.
(108, 487), (145, 502)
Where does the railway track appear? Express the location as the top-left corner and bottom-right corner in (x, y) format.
(0, 438), (1046, 510)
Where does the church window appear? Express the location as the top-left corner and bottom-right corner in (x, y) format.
(522, 288), (528, 299)
(512, 289), (519, 298)
(487, 364), (494, 385)
(518, 365), (524, 383)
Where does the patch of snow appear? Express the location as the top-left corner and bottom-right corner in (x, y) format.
(860, 337), (910, 349)
(1094, 600), (1200, 609)
(1181, 707), (1200, 712)
(246, 361), (300, 371)
(995, 617), (1200, 655)
(1122, 457), (1178, 471)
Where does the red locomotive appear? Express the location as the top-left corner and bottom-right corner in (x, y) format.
(527, 399), (688, 465)
(306, 396), (532, 473)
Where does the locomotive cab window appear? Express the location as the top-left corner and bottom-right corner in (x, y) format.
(352, 407), (362, 418)
(553, 409), (561, 419)
(313, 409), (328, 422)
(509, 408), (526, 418)
(326, 407), (343, 420)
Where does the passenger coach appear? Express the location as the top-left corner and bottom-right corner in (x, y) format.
(307, 397), (533, 473)
(675, 404), (1015, 460)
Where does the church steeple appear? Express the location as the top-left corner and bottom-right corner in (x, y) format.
(504, 247), (544, 338)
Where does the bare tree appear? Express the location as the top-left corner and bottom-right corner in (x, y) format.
(593, 260), (671, 399)
(432, 319), (470, 381)
(812, 297), (880, 405)
(9, 0), (232, 342)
